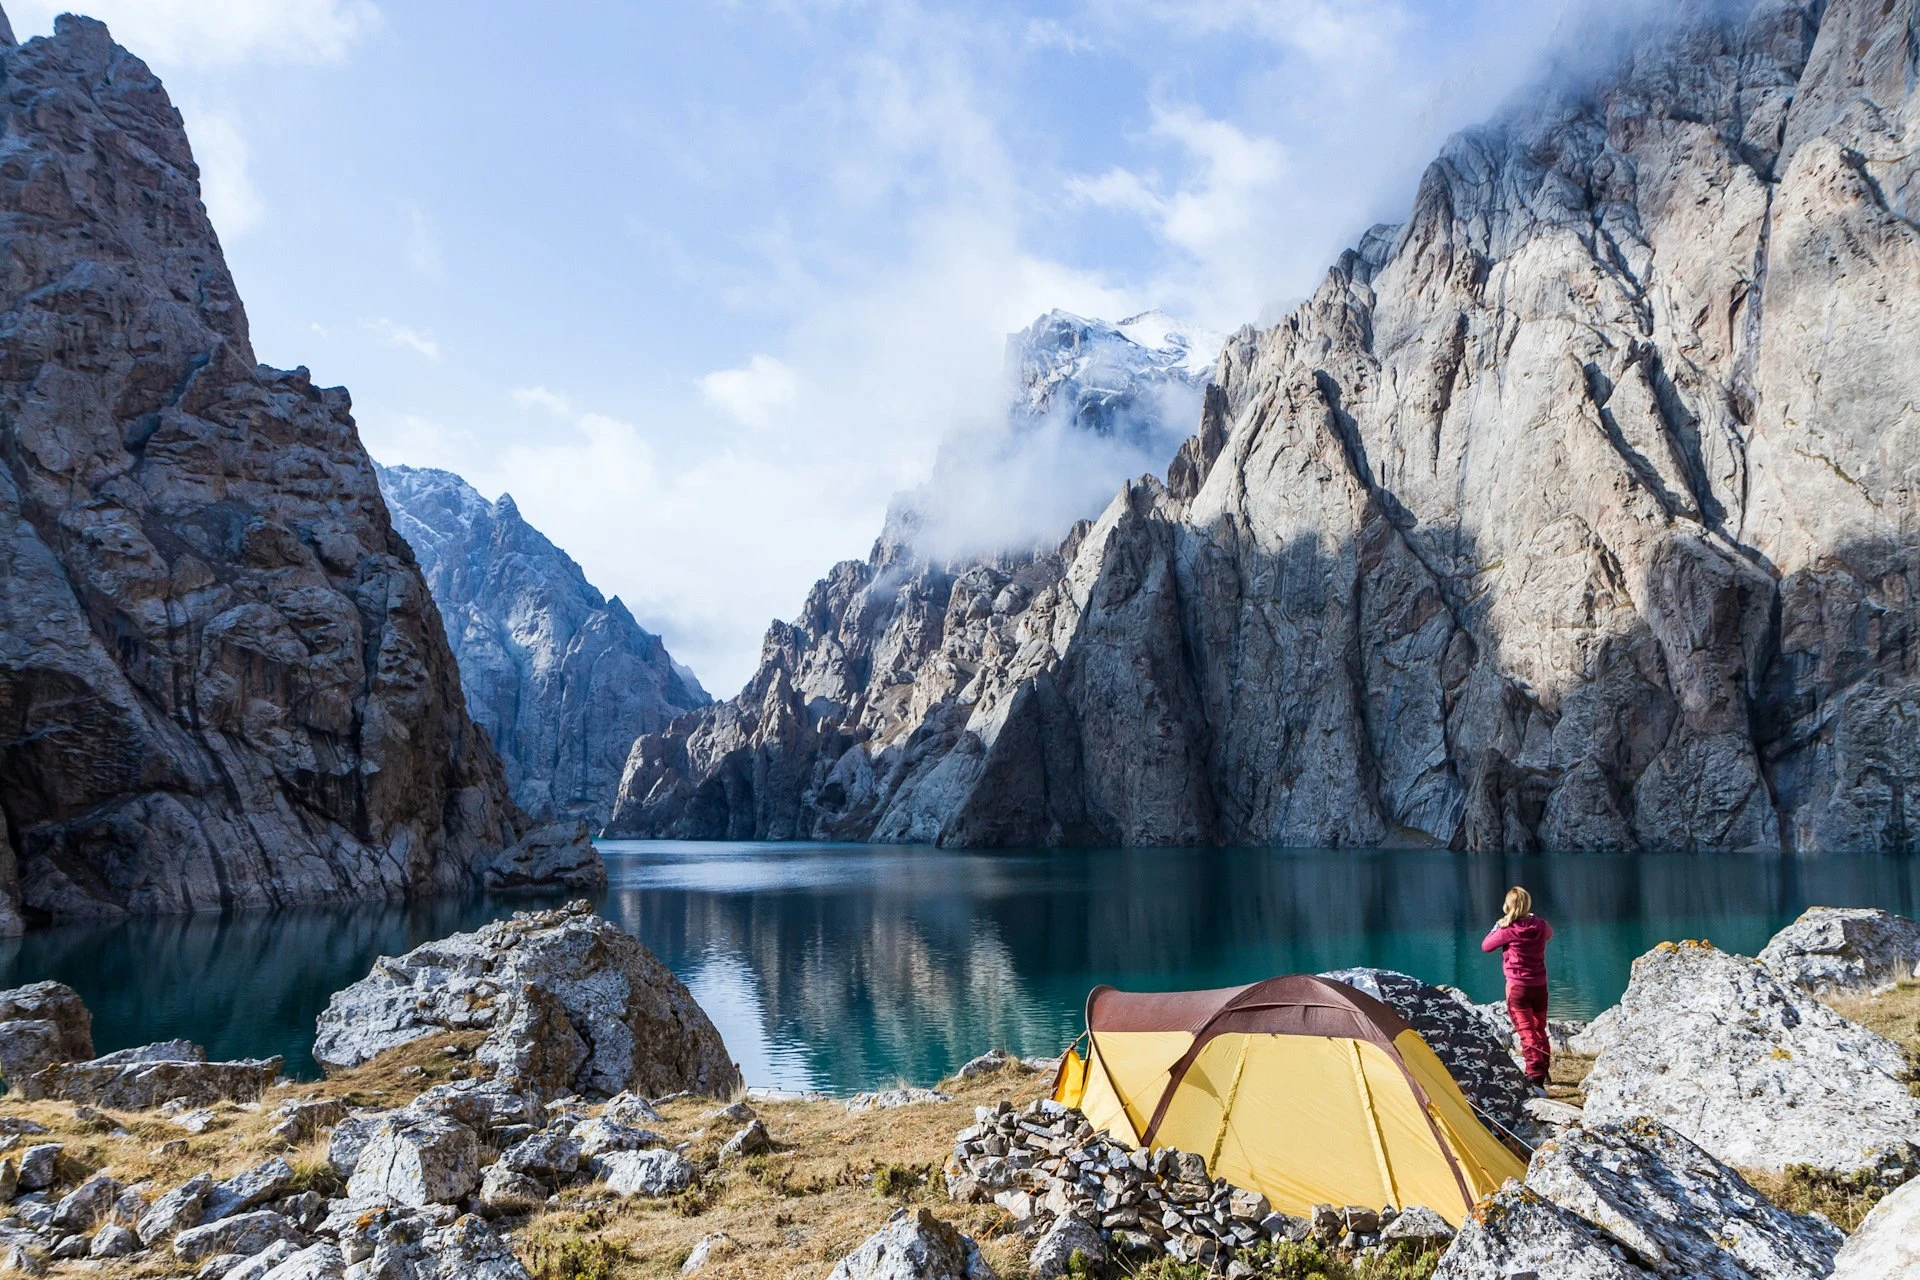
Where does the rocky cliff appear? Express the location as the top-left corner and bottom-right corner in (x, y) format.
(375, 464), (707, 829)
(605, 309), (1215, 841)
(614, 0), (1920, 853)
(0, 13), (593, 922)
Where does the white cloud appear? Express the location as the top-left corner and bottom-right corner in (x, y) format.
(511, 386), (574, 416)
(178, 105), (265, 239)
(355, 411), (476, 472)
(1098, 0), (1410, 64)
(1023, 18), (1094, 54)
(1068, 105), (1288, 328)
(363, 318), (440, 361)
(438, 405), (874, 694)
(405, 203), (442, 277)
(5, 0), (381, 68)
(309, 322), (331, 339)
(698, 355), (799, 431)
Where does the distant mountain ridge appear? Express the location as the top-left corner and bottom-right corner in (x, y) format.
(612, 0), (1920, 854)
(377, 464), (708, 829)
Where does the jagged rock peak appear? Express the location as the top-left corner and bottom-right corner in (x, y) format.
(0, 15), (593, 919)
(376, 463), (708, 829)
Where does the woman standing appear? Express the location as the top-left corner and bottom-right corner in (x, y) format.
(1481, 886), (1553, 1090)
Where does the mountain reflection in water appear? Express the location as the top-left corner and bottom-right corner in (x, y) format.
(0, 843), (1913, 1093)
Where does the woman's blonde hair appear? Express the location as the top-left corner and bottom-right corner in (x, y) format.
(1503, 886), (1532, 922)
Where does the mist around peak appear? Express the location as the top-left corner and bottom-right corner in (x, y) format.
(881, 308), (1217, 565)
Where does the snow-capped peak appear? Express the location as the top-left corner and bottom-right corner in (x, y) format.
(1113, 309), (1225, 377)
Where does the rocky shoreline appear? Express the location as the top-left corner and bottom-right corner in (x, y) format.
(0, 903), (1906, 1278)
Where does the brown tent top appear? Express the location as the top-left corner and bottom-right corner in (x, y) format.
(1087, 974), (1416, 1046)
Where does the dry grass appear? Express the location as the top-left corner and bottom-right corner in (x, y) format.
(0, 1043), (1057, 1280)
(1741, 1165), (1888, 1233)
(1825, 977), (1920, 1089)
(498, 1061), (1059, 1280)
(1547, 1051), (1595, 1106)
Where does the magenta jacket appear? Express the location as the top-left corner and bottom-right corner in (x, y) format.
(1482, 914), (1553, 988)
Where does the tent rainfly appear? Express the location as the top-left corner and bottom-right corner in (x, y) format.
(1051, 975), (1526, 1226)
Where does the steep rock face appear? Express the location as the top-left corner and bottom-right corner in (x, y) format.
(375, 464), (707, 828)
(607, 312), (1212, 842)
(618, 0), (1920, 852)
(0, 15), (579, 917)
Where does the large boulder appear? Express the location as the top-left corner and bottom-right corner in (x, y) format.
(1029, 1214), (1105, 1280)
(1435, 1183), (1657, 1279)
(827, 1208), (995, 1280)
(0, 982), (92, 1084)
(137, 1173), (214, 1245)
(482, 822), (608, 892)
(203, 1158), (296, 1222)
(1757, 907), (1920, 996)
(259, 1244), (346, 1280)
(312, 902), (739, 1100)
(345, 1111), (481, 1207)
(1524, 1121), (1841, 1279)
(598, 1148), (695, 1198)
(19, 1041), (280, 1109)
(1580, 941), (1920, 1175)
(1830, 1175), (1920, 1279)
(1322, 968), (1534, 1136)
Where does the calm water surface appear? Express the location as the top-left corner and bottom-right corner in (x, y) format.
(1, 843), (1914, 1093)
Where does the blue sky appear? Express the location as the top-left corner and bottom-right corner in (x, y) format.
(11, 0), (1589, 694)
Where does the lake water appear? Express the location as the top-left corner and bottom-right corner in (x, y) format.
(1, 842), (1915, 1093)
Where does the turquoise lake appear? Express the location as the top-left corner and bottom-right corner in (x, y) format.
(1, 842), (1915, 1093)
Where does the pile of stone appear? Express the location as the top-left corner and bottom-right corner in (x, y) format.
(944, 1098), (1454, 1273)
(0, 1143), (329, 1272)
(0, 1073), (736, 1277)
(18, 1040), (283, 1111)
(0, 907), (751, 1278)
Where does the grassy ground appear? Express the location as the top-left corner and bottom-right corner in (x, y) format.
(505, 1064), (1056, 1280)
(1547, 1051), (1595, 1106)
(6, 980), (1917, 1278)
(0, 1044), (1058, 1280)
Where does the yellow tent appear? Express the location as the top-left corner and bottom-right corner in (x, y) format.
(1051, 975), (1525, 1226)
